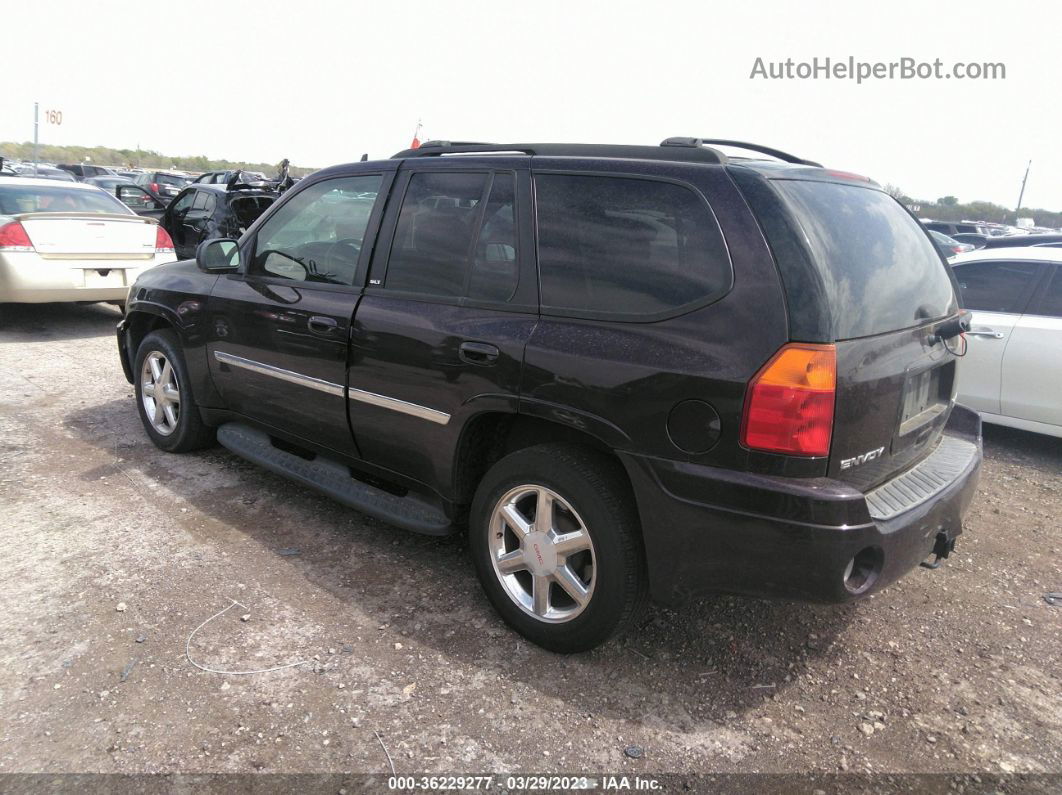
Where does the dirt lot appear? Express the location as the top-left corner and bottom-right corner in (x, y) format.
(0, 302), (1059, 784)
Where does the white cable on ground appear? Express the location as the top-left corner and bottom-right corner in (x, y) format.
(186, 599), (310, 675)
(374, 730), (396, 777)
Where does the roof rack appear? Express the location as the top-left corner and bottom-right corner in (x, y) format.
(391, 141), (726, 164)
(390, 138), (821, 168)
(660, 137), (822, 167)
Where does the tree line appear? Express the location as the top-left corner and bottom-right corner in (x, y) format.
(884, 184), (1062, 229)
(0, 141), (316, 178)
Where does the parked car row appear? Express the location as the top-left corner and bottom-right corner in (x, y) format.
(923, 219), (1054, 238)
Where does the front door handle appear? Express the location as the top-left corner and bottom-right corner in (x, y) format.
(966, 329), (1004, 339)
(308, 315), (339, 335)
(459, 341), (500, 365)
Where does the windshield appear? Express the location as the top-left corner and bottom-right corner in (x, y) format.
(0, 185), (132, 215)
(774, 180), (958, 339)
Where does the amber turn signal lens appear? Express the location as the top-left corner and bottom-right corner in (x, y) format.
(740, 343), (837, 457)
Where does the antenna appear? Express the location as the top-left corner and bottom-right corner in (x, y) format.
(1014, 160), (1032, 224)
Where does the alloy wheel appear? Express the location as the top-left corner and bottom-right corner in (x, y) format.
(140, 351), (181, 436)
(488, 484), (597, 623)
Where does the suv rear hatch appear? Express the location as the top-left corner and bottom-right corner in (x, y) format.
(733, 168), (962, 491)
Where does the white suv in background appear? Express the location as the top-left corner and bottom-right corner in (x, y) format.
(951, 247), (1062, 438)
(0, 178), (176, 308)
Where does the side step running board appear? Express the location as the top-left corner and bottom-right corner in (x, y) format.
(216, 423), (456, 536)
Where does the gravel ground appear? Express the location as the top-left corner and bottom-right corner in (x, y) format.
(0, 302), (1059, 784)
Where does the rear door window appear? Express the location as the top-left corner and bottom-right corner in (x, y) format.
(772, 180), (958, 338)
(951, 260), (1041, 313)
(384, 171), (520, 303)
(534, 174), (731, 319)
(1030, 266), (1062, 317)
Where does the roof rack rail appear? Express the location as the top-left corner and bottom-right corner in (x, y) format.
(393, 141), (537, 158)
(391, 141), (727, 164)
(660, 137), (822, 168)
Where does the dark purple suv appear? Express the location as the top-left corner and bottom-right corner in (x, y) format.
(116, 138), (981, 652)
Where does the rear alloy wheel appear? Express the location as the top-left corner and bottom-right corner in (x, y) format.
(488, 484), (597, 623)
(470, 444), (647, 653)
(134, 330), (215, 453)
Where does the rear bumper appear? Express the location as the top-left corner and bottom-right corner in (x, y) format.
(0, 252), (172, 303)
(621, 404), (982, 605)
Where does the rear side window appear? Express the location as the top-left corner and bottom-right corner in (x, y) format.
(1032, 266), (1062, 318)
(772, 180), (958, 339)
(951, 260), (1041, 313)
(535, 175), (731, 318)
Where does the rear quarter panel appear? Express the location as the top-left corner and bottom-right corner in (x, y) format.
(521, 162), (789, 468)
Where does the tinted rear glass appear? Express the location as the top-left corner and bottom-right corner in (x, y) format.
(774, 180), (957, 339)
(0, 185), (130, 215)
(157, 174), (189, 187)
(535, 175), (731, 318)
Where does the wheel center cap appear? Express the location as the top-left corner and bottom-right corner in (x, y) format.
(523, 532), (557, 576)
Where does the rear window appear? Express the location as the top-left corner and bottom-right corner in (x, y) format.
(157, 174), (189, 187)
(0, 185), (131, 215)
(535, 174), (731, 319)
(773, 180), (957, 339)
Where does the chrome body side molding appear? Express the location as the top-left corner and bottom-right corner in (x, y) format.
(212, 350), (450, 425)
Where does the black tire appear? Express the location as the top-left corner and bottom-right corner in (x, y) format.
(469, 444), (648, 653)
(133, 329), (215, 453)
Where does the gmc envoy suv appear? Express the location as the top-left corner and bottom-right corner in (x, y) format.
(116, 138), (982, 652)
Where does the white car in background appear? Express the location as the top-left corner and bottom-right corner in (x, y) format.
(951, 247), (1062, 438)
(0, 178), (176, 307)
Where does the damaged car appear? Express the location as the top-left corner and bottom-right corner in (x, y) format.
(160, 183), (276, 260)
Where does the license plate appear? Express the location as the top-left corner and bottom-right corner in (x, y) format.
(84, 269), (125, 288)
(901, 367), (941, 426)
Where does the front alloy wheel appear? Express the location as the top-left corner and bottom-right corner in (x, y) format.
(140, 351), (181, 436)
(133, 329), (214, 453)
(488, 485), (596, 623)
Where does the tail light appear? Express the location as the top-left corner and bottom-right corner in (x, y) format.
(740, 343), (836, 457)
(155, 225), (175, 254)
(149, 182), (160, 194)
(0, 220), (34, 251)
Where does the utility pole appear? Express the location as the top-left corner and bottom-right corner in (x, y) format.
(1014, 159), (1032, 225)
(33, 102), (39, 176)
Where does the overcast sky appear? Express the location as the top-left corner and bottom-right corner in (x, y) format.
(4, 0), (1059, 210)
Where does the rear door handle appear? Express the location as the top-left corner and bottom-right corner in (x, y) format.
(459, 341), (500, 365)
(308, 315), (339, 335)
(966, 329), (1004, 339)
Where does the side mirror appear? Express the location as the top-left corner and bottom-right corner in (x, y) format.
(196, 238), (241, 272)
